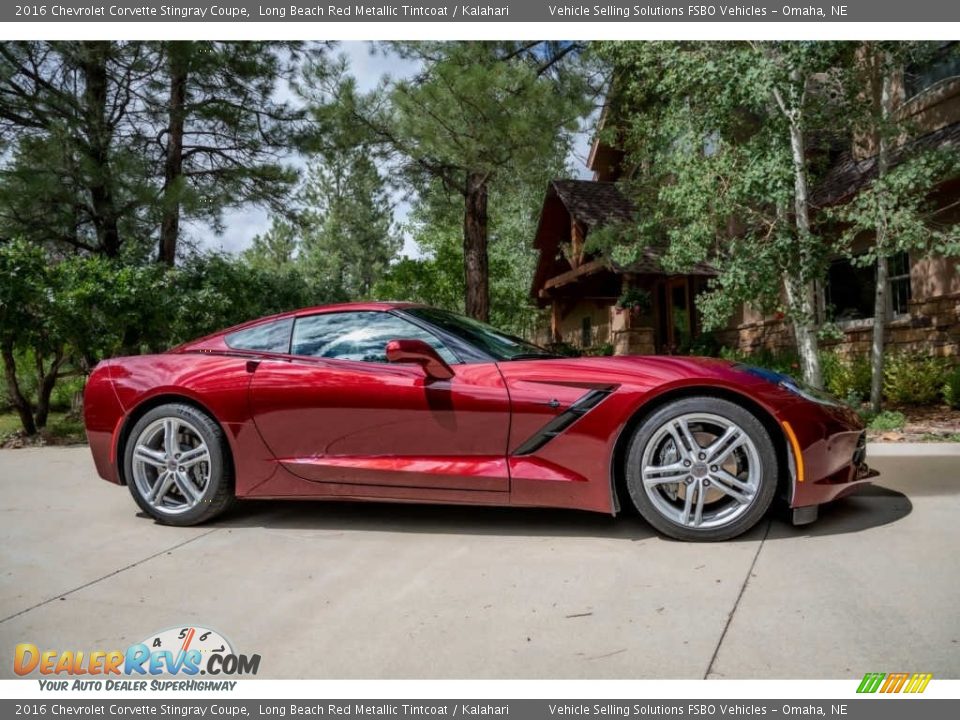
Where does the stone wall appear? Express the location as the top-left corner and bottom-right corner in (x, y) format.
(717, 291), (960, 359)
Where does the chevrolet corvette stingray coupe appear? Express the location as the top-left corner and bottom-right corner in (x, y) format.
(83, 302), (873, 541)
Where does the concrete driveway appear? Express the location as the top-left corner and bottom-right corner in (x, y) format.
(1, 445), (958, 679)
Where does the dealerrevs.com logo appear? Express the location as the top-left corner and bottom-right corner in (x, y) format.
(14, 626), (260, 688)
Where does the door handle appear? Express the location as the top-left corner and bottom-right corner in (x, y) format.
(245, 360), (261, 374)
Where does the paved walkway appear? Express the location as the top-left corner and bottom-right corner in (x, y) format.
(1, 446), (957, 678)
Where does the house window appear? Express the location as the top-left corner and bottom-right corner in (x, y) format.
(581, 317), (592, 347)
(888, 251), (912, 316)
(904, 42), (960, 100)
(825, 252), (912, 323)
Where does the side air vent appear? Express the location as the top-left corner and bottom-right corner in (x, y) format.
(512, 388), (612, 456)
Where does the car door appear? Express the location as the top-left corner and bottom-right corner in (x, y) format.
(248, 310), (511, 492)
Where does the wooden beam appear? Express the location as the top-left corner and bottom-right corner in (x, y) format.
(550, 301), (561, 342)
(571, 219), (584, 268)
(543, 258), (610, 291)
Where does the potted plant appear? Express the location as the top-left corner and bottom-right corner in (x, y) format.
(616, 287), (652, 317)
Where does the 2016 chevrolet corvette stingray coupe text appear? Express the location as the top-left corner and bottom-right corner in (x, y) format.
(83, 302), (874, 541)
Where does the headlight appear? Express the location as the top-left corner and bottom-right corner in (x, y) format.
(735, 364), (843, 407)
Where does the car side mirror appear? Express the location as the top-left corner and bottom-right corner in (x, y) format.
(385, 339), (455, 380)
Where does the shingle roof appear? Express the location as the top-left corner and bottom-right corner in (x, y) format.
(536, 178), (715, 281)
(549, 179), (636, 228)
(814, 121), (960, 207)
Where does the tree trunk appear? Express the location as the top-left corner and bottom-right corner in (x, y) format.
(785, 102), (823, 389)
(1, 342), (37, 436)
(159, 44), (189, 265)
(34, 350), (64, 429)
(869, 57), (894, 414)
(463, 171), (490, 322)
(783, 274), (822, 387)
(78, 41), (121, 258)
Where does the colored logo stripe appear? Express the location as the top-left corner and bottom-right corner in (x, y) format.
(905, 673), (933, 693)
(857, 672), (932, 693)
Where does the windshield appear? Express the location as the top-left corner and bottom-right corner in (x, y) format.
(403, 307), (556, 361)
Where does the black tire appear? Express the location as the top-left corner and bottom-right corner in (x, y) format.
(624, 396), (777, 542)
(123, 403), (234, 526)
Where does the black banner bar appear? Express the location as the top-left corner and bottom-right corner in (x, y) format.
(4, 1), (960, 23)
(1, 699), (957, 719)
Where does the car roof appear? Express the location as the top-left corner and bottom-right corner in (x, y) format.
(241, 300), (428, 325)
(277, 300), (423, 317)
(170, 301), (429, 353)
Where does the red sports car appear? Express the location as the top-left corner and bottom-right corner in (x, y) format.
(83, 302), (873, 541)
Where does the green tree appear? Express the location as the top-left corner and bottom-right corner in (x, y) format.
(0, 240), (178, 434)
(299, 148), (400, 298)
(0, 41), (318, 264)
(831, 42), (960, 411)
(0, 240), (53, 434)
(244, 147), (401, 301)
(375, 163), (554, 336)
(306, 42), (592, 321)
(595, 41), (852, 387)
(0, 42), (158, 257)
(243, 218), (299, 273)
(146, 41), (310, 265)
(169, 253), (319, 342)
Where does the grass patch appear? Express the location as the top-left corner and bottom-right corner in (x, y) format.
(867, 410), (908, 432)
(0, 410), (87, 446)
(0, 412), (22, 436)
(919, 432), (960, 442)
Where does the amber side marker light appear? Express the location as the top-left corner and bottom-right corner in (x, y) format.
(782, 420), (805, 483)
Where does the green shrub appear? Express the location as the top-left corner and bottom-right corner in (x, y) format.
(50, 375), (87, 413)
(583, 342), (614, 357)
(821, 351), (872, 404)
(883, 352), (950, 405)
(544, 341), (581, 357)
(681, 332), (721, 357)
(943, 366), (960, 409)
(868, 410), (907, 431)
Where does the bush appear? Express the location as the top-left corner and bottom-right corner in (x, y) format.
(583, 343), (614, 357)
(544, 341), (581, 357)
(883, 352), (950, 405)
(943, 366), (960, 409)
(50, 375), (86, 413)
(681, 332), (721, 357)
(868, 410), (907, 432)
(821, 351), (872, 404)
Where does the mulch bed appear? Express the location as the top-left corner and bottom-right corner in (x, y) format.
(1, 429), (86, 449)
(867, 405), (960, 442)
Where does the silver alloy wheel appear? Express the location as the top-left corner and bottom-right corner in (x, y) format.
(131, 416), (211, 515)
(639, 412), (761, 530)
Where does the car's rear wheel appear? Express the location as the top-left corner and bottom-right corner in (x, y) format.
(624, 396), (777, 542)
(124, 403), (233, 526)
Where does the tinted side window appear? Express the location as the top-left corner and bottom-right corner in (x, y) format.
(225, 318), (293, 353)
(291, 312), (457, 364)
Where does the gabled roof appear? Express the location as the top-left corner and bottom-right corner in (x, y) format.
(814, 120), (960, 207)
(530, 179), (715, 302)
(549, 179), (636, 230)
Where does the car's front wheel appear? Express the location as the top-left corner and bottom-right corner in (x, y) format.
(124, 403), (234, 526)
(624, 396), (777, 541)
